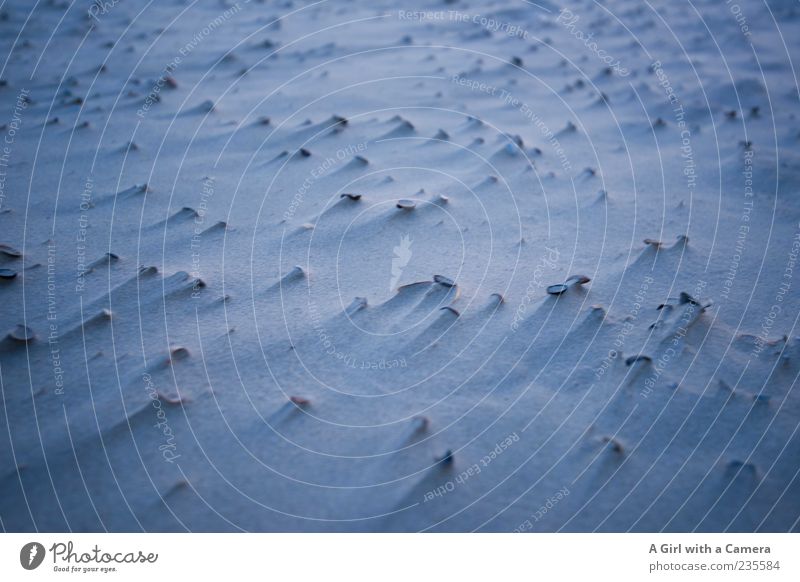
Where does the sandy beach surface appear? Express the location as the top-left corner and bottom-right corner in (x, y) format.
(0, 0), (799, 532)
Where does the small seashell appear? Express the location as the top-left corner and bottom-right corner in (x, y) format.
(8, 324), (35, 343)
(0, 268), (17, 279)
(157, 392), (186, 405)
(396, 199), (416, 210)
(433, 274), (455, 287)
(546, 283), (569, 295)
(548, 274), (590, 295)
(436, 449), (454, 466)
(290, 395), (310, 406)
(281, 265), (306, 282)
(678, 291), (700, 306)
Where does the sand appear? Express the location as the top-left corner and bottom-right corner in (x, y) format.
(0, 0), (798, 532)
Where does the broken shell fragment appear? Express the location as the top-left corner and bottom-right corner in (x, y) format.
(433, 274), (455, 287)
(547, 274), (591, 295)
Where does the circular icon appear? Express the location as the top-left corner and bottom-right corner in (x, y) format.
(19, 542), (45, 570)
